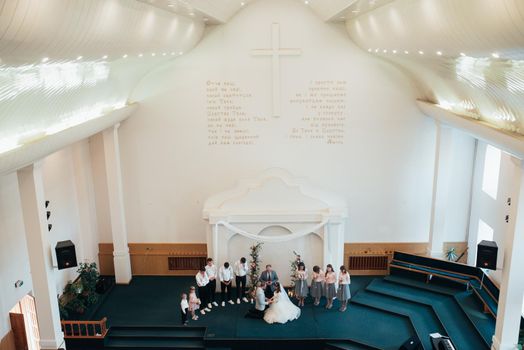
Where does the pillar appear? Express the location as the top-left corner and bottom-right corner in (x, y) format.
(492, 159), (524, 350)
(102, 124), (132, 284)
(17, 163), (65, 350)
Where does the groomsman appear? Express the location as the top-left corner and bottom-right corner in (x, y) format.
(195, 268), (211, 315)
(205, 258), (219, 308)
(219, 262), (235, 306)
(259, 264), (279, 299)
(234, 257), (249, 304)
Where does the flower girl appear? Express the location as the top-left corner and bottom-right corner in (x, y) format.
(310, 265), (324, 306)
(324, 264), (337, 310)
(188, 286), (201, 320)
(294, 262), (308, 307)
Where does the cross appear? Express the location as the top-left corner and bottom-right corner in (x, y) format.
(251, 23), (301, 118)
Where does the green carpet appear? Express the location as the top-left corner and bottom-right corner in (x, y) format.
(92, 276), (413, 349)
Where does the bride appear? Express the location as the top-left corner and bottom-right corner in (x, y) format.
(263, 282), (301, 324)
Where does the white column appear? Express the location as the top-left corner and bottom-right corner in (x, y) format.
(492, 160), (524, 350)
(102, 124), (132, 284)
(17, 163), (65, 350)
(323, 220), (345, 270)
(71, 141), (99, 264)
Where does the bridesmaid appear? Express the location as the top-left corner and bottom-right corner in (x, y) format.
(324, 264), (337, 309)
(337, 265), (351, 312)
(294, 262), (308, 307)
(310, 265), (324, 306)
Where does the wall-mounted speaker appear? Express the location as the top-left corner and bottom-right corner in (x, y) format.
(476, 240), (498, 271)
(55, 240), (78, 270)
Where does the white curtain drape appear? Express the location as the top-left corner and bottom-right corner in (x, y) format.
(216, 220), (328, 243)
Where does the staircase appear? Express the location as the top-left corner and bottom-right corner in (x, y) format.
(104, 325), (206, 349)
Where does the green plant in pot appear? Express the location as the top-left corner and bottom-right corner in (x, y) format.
(59, 262), (101, 319)
(446, 247), (458, 262)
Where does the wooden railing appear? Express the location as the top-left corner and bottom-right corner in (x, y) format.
(349, 255), (389, 271)
(61, 318), (108, 339)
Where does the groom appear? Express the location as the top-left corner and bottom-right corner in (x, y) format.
(259, 264), (279, 298)
(245, 281), (268, 319)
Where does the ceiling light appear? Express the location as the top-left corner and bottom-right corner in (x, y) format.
(240, 2), (245, 6)
(179, 51), (184, 55)
(392, 50), (397, 54)
(138, 53), (143, 58)
(189, 12), (194, 16)
(162, 52), (167, 56)
(418, 50), (424, 55)
(368, 48), (372, 52)
(168, 3), (174, 7)
(123, 54), (128, 58)
(404, 50), (409, 54)
(76, 56), (83, 60)
(375, 49), (379, 53)
(460, 52), (466, 57)
(340, 16), (345, 19)
(383, 49), (387, 53)
(171, 52), (175, 55)
(492, 52), (500, 59)
(436, 51), (442, 56)
(352, 10), (360, 13)
(304, 0), (309, 4)
(102, 55), (108, 59)
(152, 53), (156, 56)
(41, 57), (49, 63)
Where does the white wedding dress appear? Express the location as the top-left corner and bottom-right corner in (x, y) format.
(263, 290), (301, 324)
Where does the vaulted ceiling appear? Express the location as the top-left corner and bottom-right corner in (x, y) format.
(0, 0), (523, 163)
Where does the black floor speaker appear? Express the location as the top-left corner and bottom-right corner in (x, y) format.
(476, 240), (498, 270)
(399, 336), (422, 350)
(55, 240), (78, 270)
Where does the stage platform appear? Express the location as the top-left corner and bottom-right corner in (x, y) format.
(89, 276), (415, 349)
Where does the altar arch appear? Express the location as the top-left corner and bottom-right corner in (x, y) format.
(202, 168), (348, 286)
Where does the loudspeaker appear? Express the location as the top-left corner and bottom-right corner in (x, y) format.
(399, 337), (421, 350)
(55, 240), (78, 270)
(476, 240), (498, 270)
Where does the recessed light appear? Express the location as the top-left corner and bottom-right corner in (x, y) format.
(368, 48), (372, 52)
(77, 56), (83, 60)
(375, 49), (379, 53)
(392, 50), (397, 54)
(123, 54), (128, 58)
(418, 50), (424, 55)
(138, 53), (143, 58)
(162, 53), (167, 56)
(460, 52), (466, 57)
(404, 50), (409, 54)
(352, 10), (360, 13)
(304, 0), (309, 4)
(436, 51), (442, 56)
(168, 3), (174, 7)
(189, 12), (194, 16)
(102, 55), (108, 59)
(179, 51), (184, 55)
(240, 2), (245, 6)
(171, 52), (175, 55)
(152, 53), (156, 56)
(383, 49), (387, 53)
(41, 57), (49, 63)
(492, 52), (500, 59)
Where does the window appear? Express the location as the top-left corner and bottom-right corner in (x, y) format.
(481, 145), (502, 200)
(477, 219), (494, 244)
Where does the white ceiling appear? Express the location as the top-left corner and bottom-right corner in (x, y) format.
(0, 0), (523, 164)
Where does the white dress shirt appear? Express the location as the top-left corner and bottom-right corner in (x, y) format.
(219, 265), (233, 282)
(196, 272), (209, 287)
(234, 260), (248, 277)
(180, 299), (189, 312)
(205, 264), (217, 280)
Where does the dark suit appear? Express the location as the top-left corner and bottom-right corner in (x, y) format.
(259, 270), (278, 298)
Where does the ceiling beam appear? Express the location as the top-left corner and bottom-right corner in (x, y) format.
(418, 101), (524, 159)
(0, 104), (138, 176)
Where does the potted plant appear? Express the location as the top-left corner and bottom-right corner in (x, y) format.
(446, 247), (458, 262)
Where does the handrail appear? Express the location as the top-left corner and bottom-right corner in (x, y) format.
(61, 317), (108, 339)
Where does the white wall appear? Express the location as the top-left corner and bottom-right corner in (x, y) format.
(0, 173), (33, 339)
(119, 0), (437, 244)
(468, 141), (521, 283)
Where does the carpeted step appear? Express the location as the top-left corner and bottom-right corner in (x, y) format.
(366, 279), (489, 350)
(105, 336), (205, 349)
(324, 341), (379, 350)
(384, 275), (495, 346)
(352, 290), (445, 350)
(108, 325), (205, 338)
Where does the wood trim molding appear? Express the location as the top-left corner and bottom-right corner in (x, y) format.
(98, 243), (208, 276)
(0, 331), (16, 350)
(344, 242), (429, 275)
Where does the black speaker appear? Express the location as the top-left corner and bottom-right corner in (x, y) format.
(399, 337), (422, 350)
(476, 240), (498, 270)
(55, 240), (78, 270)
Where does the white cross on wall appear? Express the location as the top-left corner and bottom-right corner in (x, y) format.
(251, 23), (302, 118)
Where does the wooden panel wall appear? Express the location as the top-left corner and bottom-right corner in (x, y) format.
(0, 331), (16, 350)
(344, 242), (429, 275)
(443, 241), (468, 264)
(98, 243), (208, 276)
